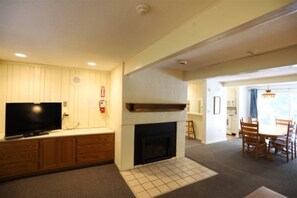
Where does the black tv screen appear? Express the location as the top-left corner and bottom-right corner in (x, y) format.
(5, 102), (62, 138)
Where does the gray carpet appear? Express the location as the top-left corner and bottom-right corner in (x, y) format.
(161, 138), (297, 198)
(0, 164), (134, 198)
(1, 139), (296, 198)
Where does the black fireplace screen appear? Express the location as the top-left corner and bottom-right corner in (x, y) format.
(134, 122), (176, 165)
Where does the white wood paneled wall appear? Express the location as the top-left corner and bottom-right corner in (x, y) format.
(0, 60), (110, 137)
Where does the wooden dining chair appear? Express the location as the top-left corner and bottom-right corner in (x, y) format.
(275, 117), (292, 126)
(240, 120), (267, 159)
(268, 122), (296, 162)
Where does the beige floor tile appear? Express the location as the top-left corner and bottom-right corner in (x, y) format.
(156, 172), (167, 178)
(138, 177), (150, 184)
(179, 167), (189, 171)
(184, 176), (196, 183)
(169, 174), (181, 181)
(185, 169), (195, 175)
(167, 181), (180, 189)
(177, 172), (188, 178)
(192, 168), (202, 174)
(176, 178), (188, 186)
(159, 166), (169, 171)
(139, 166), (150, 172)
(186, 164), (196, 169)
(152, 179), (164, 187)
(164, 170), (175, 176)
(165, 164), (175, 169)
(151, 168), (162, 174)
(131, 168), (141, 174)
(131, 184), (145, 193)
(134, 172), (145, 179)
(147, 187), (161, 197)
(192, 174), (203, 181)
(157, 184), (171, 193)
(142, 170), (153, 176)
(172, 168), (182, 174)
(121, 157), (218, 198)
(161, 176), (173, 183)
(142, 182), (155, 190)
(148, 165), (158, 170)
(121, 171), (132, 176)
(147, 175), (158, 181)
(125, 174), (136, 181)
(199, 171), (211, 178)
(206, 170), (218, 176)
(199, 166), (209, 171)
(136, 190), (150, 198)
(127, 179), (140, 187)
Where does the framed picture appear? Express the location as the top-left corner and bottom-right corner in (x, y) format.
(213, 96), (221, 114)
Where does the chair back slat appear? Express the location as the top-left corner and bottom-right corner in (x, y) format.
(276, 117), (292, 126)
(240, 121), (259, 135)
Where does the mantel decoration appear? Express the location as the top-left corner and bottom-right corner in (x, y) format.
(126, 103), (186, 112)
(262, 85), (276, 98)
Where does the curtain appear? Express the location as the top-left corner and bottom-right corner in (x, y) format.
(250, 89), (258, 118)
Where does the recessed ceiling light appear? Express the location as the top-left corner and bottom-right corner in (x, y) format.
(15, 53), (27, 58)
(88, 62), (96, 66)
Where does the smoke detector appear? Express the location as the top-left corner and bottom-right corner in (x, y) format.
(177, 59), (188, 65)
(136, 4), (150, 15)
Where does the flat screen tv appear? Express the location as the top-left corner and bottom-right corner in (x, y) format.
(5, 102), (62, 139)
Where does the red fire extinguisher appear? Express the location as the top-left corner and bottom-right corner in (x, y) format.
(99, 99), (106, 113)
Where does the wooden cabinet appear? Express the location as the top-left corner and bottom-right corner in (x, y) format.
(40, 137), (76, 170)
(77, 134), (114, 165)
(0, 140), (38, 177)
(59, 137), (76, 167)
(0, 133), (113, 180)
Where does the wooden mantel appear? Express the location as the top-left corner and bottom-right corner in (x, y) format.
(126, 103), (186, 112)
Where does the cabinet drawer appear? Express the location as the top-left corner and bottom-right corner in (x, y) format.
(0, 151), (38, 165)
(77, 134), (113, 145)
(0, 160), (38, 177)
(77, 151), (113, 164)
(0, 140), (38, 152)
(77, 143), (113, 155)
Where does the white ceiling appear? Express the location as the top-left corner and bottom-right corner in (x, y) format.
(0, 0), (219, 70)
(154, 10), (297, 72)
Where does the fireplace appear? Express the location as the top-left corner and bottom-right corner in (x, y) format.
(134, 122), (176, 165)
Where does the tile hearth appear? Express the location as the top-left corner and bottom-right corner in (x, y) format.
(120, 157), (218, 198)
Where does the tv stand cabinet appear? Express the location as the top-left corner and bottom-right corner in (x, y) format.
(0, 131), (114, 181)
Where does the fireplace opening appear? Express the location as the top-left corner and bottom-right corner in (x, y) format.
(134, 122), (176, 165)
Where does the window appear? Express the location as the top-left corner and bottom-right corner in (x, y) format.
(258, 89), (297, 125)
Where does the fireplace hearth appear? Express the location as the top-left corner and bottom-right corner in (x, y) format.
(134, 122), (176, 165)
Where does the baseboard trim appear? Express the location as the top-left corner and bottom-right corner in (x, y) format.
(202, 138), (227, 144)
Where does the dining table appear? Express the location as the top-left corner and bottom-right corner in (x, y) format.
(258, 124), (288, 160)
(258, 124), (288, 138)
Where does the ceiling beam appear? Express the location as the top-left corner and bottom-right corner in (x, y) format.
(124, 0), (294, 75)
(222, 74), (297, 87)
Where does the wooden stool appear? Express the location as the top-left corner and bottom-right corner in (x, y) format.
(185, 120), (196, 139)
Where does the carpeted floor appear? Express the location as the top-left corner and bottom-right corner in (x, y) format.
(1, 138), (297, 198)
(162, 138), (297, 198)
(0, 163), (134, 198)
